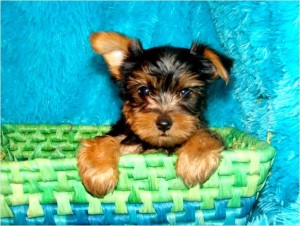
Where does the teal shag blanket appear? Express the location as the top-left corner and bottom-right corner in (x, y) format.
(1, 1), (299, 225)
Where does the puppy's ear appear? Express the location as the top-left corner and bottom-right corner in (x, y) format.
(90, 32), (142, 79)
(190, 42), (233, 84)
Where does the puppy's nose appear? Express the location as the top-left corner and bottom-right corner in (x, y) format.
(156, 115), (173, 132)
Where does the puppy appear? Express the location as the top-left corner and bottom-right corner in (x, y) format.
(77, 32), (233, 197)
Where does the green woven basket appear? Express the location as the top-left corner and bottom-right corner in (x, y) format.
(0, 124), (275, 225)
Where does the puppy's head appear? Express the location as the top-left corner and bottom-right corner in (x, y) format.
(90, 32), (233, 147)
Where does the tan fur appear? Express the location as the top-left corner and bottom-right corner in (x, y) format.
(90, 32), (132, 79)
(120, 144), (143, 154)
(77, 136), (121, 197)
(111, 135), (144, 154)
(203, 48), (229, 84)
(177, 73), (206, 88)
(175, 129), (223, 186)
(122, 102), (199, 147)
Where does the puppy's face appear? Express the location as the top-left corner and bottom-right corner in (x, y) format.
(90, 32), (233, 148)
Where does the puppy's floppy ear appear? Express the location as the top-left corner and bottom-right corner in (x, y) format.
(90, 32), (142, 79)
(190, 42), (233, 84)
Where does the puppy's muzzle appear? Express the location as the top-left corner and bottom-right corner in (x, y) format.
(156, 114), (173, 132)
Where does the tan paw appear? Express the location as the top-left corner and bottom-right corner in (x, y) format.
(175, 149), (220, 187)
(77, 136), (120, 197)
(79, 165), (119, 197)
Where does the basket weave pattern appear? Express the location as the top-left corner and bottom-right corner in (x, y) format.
(1, 125), (275, 225)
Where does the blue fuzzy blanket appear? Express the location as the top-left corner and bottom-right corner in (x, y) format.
(2, 1), (299, 224)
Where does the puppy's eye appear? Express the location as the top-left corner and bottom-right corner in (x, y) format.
(179, 88), (191, 97)
(138, 86), (150, 96)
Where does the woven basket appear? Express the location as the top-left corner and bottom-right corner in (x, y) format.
(0, 124), (275, 225)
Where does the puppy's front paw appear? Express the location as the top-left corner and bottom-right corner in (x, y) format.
(77, 136), (120, 197)
(175, 149), (220, 187)
(175, 129), (223, 187)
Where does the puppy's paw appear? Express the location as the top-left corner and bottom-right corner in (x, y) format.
(77, 136), (120, 197)
(175, 149), (220, 187)
(80, 164), (119, 197)
(175, 129), (223, 187)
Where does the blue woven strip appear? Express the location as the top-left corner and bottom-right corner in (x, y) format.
(1, 197), (256, 225)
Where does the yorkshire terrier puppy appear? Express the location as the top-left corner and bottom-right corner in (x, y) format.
(77, 32), (233, 197)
